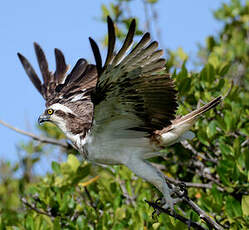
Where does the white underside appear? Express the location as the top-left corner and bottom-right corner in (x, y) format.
(77, 120), (195, 165)
(78, 117), (156, 164)
(84, 129), (156, 165)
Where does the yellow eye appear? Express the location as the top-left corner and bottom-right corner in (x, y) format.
(47, 109), (54, 115)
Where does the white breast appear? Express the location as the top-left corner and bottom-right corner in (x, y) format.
(82, 123), (155, 165)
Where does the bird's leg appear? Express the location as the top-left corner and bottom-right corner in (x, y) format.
(125, 156), (179, 213)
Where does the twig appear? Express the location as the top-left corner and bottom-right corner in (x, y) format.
(164, 174), (224, 191)
(172, 183), (224, 230)
(145, 200), (206, 230)
(84, 187), (97, 210)
(146, 181), (224, 230)
(151, 163), (224, 191)
(241, 138), (249, 147)
(0, 119), (68, 148)
(182, 197), (224, 230)
(21, 197), (54, 219)
(181, 140), (217, 164)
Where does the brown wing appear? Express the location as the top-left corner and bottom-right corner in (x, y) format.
(90, 17), (178, 134)
(18, 43), (97, 107)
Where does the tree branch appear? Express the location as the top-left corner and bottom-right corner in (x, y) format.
(21, 197), (54, 219)
(164, 174), (224, 191)
(151, 163), (224, 191)
(181, 140), (217, 164)
(0, 119), (69, 148)
(182, 197), (224, 230)
(146, 182), (225, 230)
(145, 200), (207, 230)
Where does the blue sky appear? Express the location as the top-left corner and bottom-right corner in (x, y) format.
(0, 0), (227, 163)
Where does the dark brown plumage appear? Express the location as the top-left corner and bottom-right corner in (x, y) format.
(18, 43), (97, 107)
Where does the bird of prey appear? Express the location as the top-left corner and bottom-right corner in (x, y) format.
(17, 17), (221, 211)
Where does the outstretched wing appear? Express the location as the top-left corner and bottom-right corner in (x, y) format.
(18, 43), (97, 107)
(90, 17), (178, 136)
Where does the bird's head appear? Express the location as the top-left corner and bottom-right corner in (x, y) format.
(38, 102), (93, 140)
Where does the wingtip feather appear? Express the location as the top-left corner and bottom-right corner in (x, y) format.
(17, 51), (43, 95)
(89, 37), (103, 76)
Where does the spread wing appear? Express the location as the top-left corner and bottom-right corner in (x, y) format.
(17, 43), (97, 107)
(90, 17), (178, 136)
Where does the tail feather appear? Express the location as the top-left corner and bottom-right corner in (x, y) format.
(173, 96), (222, 126)
(154, 96), (222, 147)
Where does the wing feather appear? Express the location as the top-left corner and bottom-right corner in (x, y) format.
(54, 48), (69, 83)
(112, 19), (136, 66)
(65, 58), (88, 84)
(89, 37), (102, 76)
(91, 17), (178, 134)
(18, 43), (98, 107)
(33, 42), (51, 86)
(120, 32), (151, 67)
(104, 16), (116, 67)
(17, 53), (43, 95)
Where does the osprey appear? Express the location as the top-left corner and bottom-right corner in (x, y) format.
(17, 17), (221, 210)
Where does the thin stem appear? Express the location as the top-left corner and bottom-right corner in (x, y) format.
(21, 197), (54, 219)
(0, 119), (68, 148)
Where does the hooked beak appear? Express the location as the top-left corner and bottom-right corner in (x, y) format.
(38, 114), (50, 125)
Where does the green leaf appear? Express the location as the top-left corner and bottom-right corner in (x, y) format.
(52, 161), (61, 174)
(67, 154), (80, 172)
(218, 63), (230, 76)
(200, 64), (215, 83)
(242, 195), (249, 216)
(197, 130), (209, 146)
(177, 47), (188, 61)
(226, 196), (242, 218)
(219, 142), (233, 156)
(152, 222), (160, 229)
(101, 4), (110, 18)
(206, 120), (217, 138)
(25, 215), (34, 230)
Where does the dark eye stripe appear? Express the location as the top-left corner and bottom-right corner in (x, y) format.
(54, 110), (66, 117)
(54, 110), (76, 119)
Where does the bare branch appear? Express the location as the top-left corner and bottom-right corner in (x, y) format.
(84, 187), (97, 210)
(181, 140), (217, 164)
(165, 174), (224, 191)
(146, 182), (224, 230)
(145, 200), (207, 230)
(0, 119), (68, 148)
(182, 197), (224, 230)
(151, 163), (224, 191)
(242, 138), (249, 147)
(21, 197), (54, 219)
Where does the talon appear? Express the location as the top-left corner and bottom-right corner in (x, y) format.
(168, 183), (188, 198)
